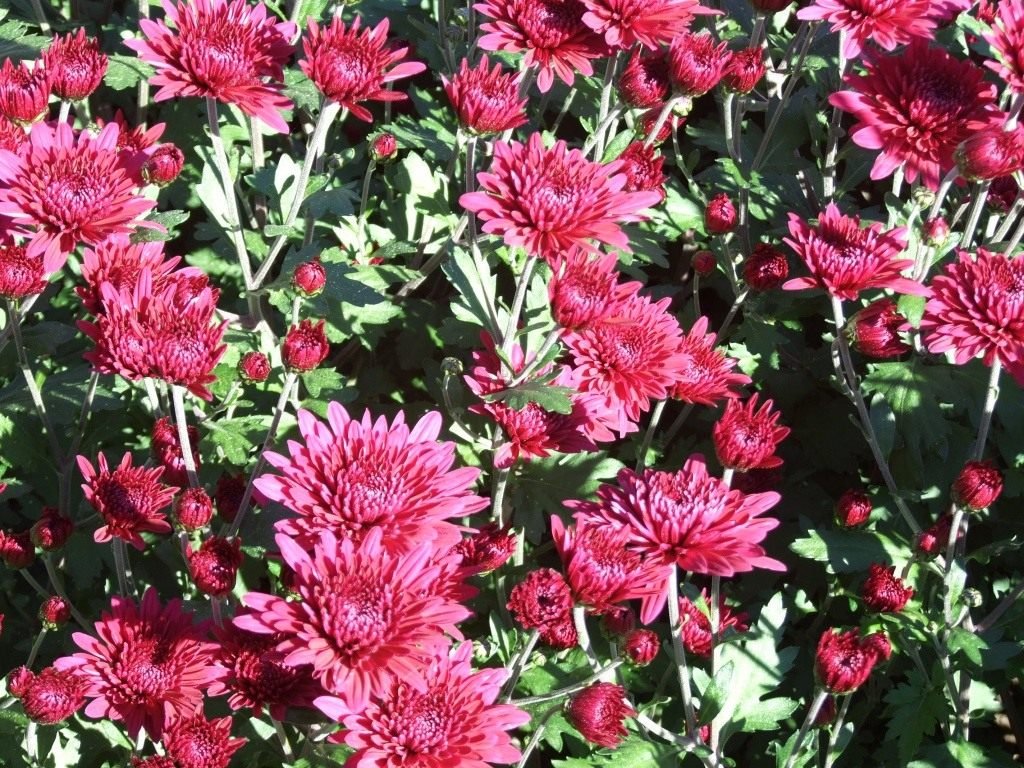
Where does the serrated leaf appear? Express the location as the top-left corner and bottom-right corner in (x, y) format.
(203, 415), (270, 465)
(789, 527), (909, 573)
(300, 367), (348, 399)
(698, 661), (734, 724)
(483, 382), (575, 415)
(908, 739), (1015, 768)
(442, 246), (500, 335)
(947, 628), (987, 668)
(600, 130), (635, 163)
(104, 54), (155, 91)
(884, 667), (947, 765)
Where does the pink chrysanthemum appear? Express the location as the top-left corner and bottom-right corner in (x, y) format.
(796, 0), (938, 59)
(163, 713), (247, 768)
(829, 40), (1001, 189)
(77, 235), (193, 316)
(618, 50), (670, 109)
(782, 203), (924, 300)
(450, 524), (517, 575)
(0, 114), (26, 153)
(236, 529), (470, 711)
(443, 56), (528, 136)
(125, 0), (296, 133)
(14, 667), (88, 725)
(0, 240), (47, 299)
(569, 455), (784, 623)
(44, 28), (109, 101)
(0, 122), (156, 272)
(301, 16), (425, 122)
(678, 590), (750, 657)
(551, 516), (668, 614)
(53, 588), (219, 739)
(316, 642), (530, 767)
(549, 249), (638, 329)
(0, 59), (51, 124)
(461, 133), (661, 263)
(617, 142), (667, 199)
(670, 316), (750, 406)
(712, 394), (790, 471)
(984, 0), (1024, 94)
(581, 0), (715, 50)
(77, 452), (175, 549)
(254, 401), (486, 552)
(507, 568), (578, 648)
(920, 249), (1024, 382)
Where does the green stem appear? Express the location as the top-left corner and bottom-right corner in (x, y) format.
(500, 254), (538, 363)
(6, 300), (62, 465)
(273, 719), (294, 760)
(822, 695), (852, 768)
(507, 328), (563, 387)
(644, 96), (683, 150)
(972, 360), (1002, 462)
(171, 386), (200, 489)
(111, 538), (136, 598)
(821, 34), (848, 200)
(667, 564), (700, 738)
(42, 554), (89, 630)
(25, 629), (47, 669)
(515, 705), (561, 768)
(959, 180), (993, 250)
(464, 135), (478, 248)
(783, 689), (829, 768)
(572, 605), (600, 670)
(752, 22), (816, 172)
(501, 628), (540, 702)
(635, 398), (667, 472)
(514, 660), (625, 706)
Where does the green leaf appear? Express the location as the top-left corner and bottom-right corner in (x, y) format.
(600, 130), (635, 163)
(132, 210), (190, 243)
(884, 667), (948, 765)
(869, 393), (896, 459)
(442, 246), (499, 334)
(947, 628), (987, 668)
(908, 740), (1015, 768)
(483, 382), (575, 415)
(698, 661), (734, 724)
(790, 527), (909, 573)
(0, 20), (50, 59)
(203, 415), (270, 465)
(104, 54), (155, 91)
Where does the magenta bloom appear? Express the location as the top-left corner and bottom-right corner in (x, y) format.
(443, 56), (528, 136)
(0, 122), (156, 272)
(782, 203), (924, 300)
(163, 713), (246, 768)
(254, 402), (486, 552)
(462, 133), (661, 263)
(301, 16), (425, 122)
(796, 0), (938, 59)
(53, 588), (219, 739)
(920, 249), (1024, 383)
(712, 395), (790, 472)
(985, 0), (1024, 94)
(569, 455), (784, 623)
(670, 315), (750, 406)
(78, 452), (175, 549)
(829, 40), (1001, 189)
(815, 628), (891, 694)
(77, 235), (193, 315)
(316, 643), (530, 767)
(236, 529), (470, 711)
(581, 0), (715, 50)
(126, 0), (296, 133)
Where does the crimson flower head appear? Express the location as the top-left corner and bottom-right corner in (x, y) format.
(722, 47), (765, 93)
(238, 350), (271, 383)
(53, 588), (220, 739)
(922, 216), (950, 245)
(916, 513), (958, 558)
(320, 642), (530, 767)
(617, 141), (667, 199)
(847, 298), (912, 359)
(0, 529), (35, 569)
(919, 249), (1024, 382)
(461, 133), (661, 264)
(618, 50), (670, 109)
(507, 568), (578, 648)
(292, 258), (326, 297)
(679, 590), (750, 657)
(565, 683), (635, 748)
(126, 0), (296, 133)
(952, 460), (1003, 511)
(282, 318), (330, 371)
(164, 713), (246, 768)
(77, 236), (188, 316)
(78, 452), (175, 550)
(0, 59), (50, 124)
(580, 0), (715, 50)
(237, 529), (470, 711)
(829, 40), (1000, 189)
(475, 0), (607, 93)
(713, 394), (789, 471)
(152, 416), (200, 488)
(143, 143), (185, 186)
(796, 0), (938, 59)
(623, 629), (659, 666)
(744, 243), (788, 290)
(44, 29), (108, 101)
(670, 315), (750, 406)
(301, 16), (425, 122)
(174, 487), (215, 532)
(0, 240), (46, 299)
(369, 132), (397, 163)
(668, 31), (730, 98)
(955, 127), (1024, 181)
(13, 667), (87, 725)
(31, 507), (74, 550)
(7, 666), (34, 697)
(188, 535), (242, 596)
(40, 595), (72, 629)
(451, 523), (517, 575)
(705, 192), (737, 234)
(861, 563), (914, 613)
(815, 628), (891, 694)
(443, 56), (528, 136)
(984, 0), (1024, 94)
(0, 114), (26, 152)
(569, 455), (784, 623)
(693, 250), (715, 276)
(835, 489), (872, 528)
(0, 122), (157, 271)
(783, 204), (922, 300)
(256, 401), (485, 552)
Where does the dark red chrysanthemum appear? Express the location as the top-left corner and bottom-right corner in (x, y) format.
(53, 588), (220, 739)
(0, 122), (156, 271)
(617, 141), (666, 199)
(569, 455), (784, 623)
(15, 667), (87, 724)
(507, 568), (578, 648)
(722, 47), (765, 93)
(188, 535), (242, 596)
(318, 642), (530, 767)
(705, 192), (736, 234)
(847, 298), (912, 359)
(461, 133), (661, 263)
(829, 40), (1001, 189)
(292, 258), (326, 297)
(581, 0), (714, 50)
(669, 315), (750, 406)
(369, 132), (397, 163)
(237, 529), (470, 711)
(835, 489), (872, 528)
(77, 235), (192, 316)
(31, 507), (74, 550)
(174, 487), (214, 532)
(451, 524), (517, 575)
(0, 59), (50, 124)
(919, 249), (1024, 382)
(44, 28), (108, 101)
(796, 0), (938, 59)
(78, 452), (175, 549)
(40, 595), (72, 628)
(955, 126), (1024, 181)
(693, 250), (715, 276)
(668, 31), (730, 97)
(214, 472), (247, 523)
(861, 563), (914, 612)
(238, 351), (272, 383)
(164, 713), (247, 768)
(815, 628), (891, 694)
(984, 0), (1024, 94)
(301, 16), (425, 122)
(256, 401), (486, 552)
(744, 243), (789, 290)
(618, 50), (670, 109)
(678, 590), (750, 657)
(712, 394), (789, 471)
(0, 528), (35, 569)
(952, 459), (1003, 511)
(0, 240), (46, 299)
(281, 318), (330, 371)
(916, 513), (958, 558)
(152, 416), (200, 488)
(565, 683), (635, 748)
(476, 0), (608, 93)
(443, 56), (528, 136)
(623, 628), (659, 665)
(126, 0), (296, 133)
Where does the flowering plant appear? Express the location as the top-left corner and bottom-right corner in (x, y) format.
(1, 0), (1023, 766)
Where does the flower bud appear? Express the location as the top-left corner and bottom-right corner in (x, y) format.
(292, 259), (327, 297)
(238, 351), (271, 384)
(31, 507), (73, 550)
(846, 298), (911, 359)
(962, 587), (983, 608)
(815, 628), (890, 694)
(187, 535), (242, 597)
(143, 143), (185, 186)
(705, 192), (737, 234)
(916, 513), (959, 558)
(922, 216), (949, 246)
(955, 127), (1024, 181)
(174, 487), (215, 532)
(39, 596), (71, 629)
(692, 250), (715, 276)
(44, 29), (107, 101)
(952, 459), (1003, 511)
(618, 51), (670, 109)
(861, 563), (914, 613)
(721, 48), (765, 94)
(668, 32), (730, 98)
(19, 667), (86, 724)
(0, 242), (47, 300)
(623, 629), (659, 666)
(600, 606), (636, 637)
(912, 186), (936, 209)
(7, 667), (34, 698)
(369, 132), (398, 163)
(282, 319), (330, 372)
(565, 683), (635, 748)
(151, 416), (199, 489)
(712, 394), (789, 471)
(835, 489), (872, 528)
(743, 243), (788, 291)
(0, 529), (35, 569)
(0, 60), (51, 124)
(451, 523), (516, 575)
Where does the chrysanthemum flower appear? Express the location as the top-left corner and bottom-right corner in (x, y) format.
(53, 588), (220, 739)
(301, 16), (425, 122)
(44, 28), (109, 101)
(209, 623), (325, 719)
(670, 315), (750, 406)
(549, 249), (637, 329)
(281, 318), (330, 372)
(678, 590), (750, 657)
(815, 628), (891, 694)
(30, 507), (74, 551)
(0, 240), (46, 299)
(188, 535), (242, 596)
(846, 298), (912, 359)
(984, 0), (1024, 94)
(617, 142), (667, 199)
(919, 249), (1024, 382)
(955, 126), (1024, 181)
(796, 0), (938, 59)
(443, 56), (528, 136)
(782, 203), (924, 300)
(618, 50), (670, 109)
(450, 524), (517, 575)
(126, 0), (296, 133)
(0, 122), (156, 271)
(668, 31), (730, 97)
(77, 452), (175, 549)
(722, 47), (766, 94)
(565, 683), (634, 748)
(712, 394), (789, 471)
(551, 516), (668, 614)
(569, 455), (784, 623)
(744, 243), (789, 291)
(476, 0), (608, 92)
(0, 114), (25, 153)
(163, 713), (246, 768)
(77, 236), (191, 316)
(0, 59), (50, 124)
(507, 567), (578, 648)
(11, 667), (88, 725)
(255, 401), (485, 552)
(952, 459), (1003, 511)
(237, 529), (469, 710)
(462, 133), (661, 263)
(835, 489), (872, 528)
(861, 563), (913, 613)
(829, 40), (1001, 189)
(316, 642), (529, 767)
(581, 0), (715, 50)
(151, 416), (200, 488)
